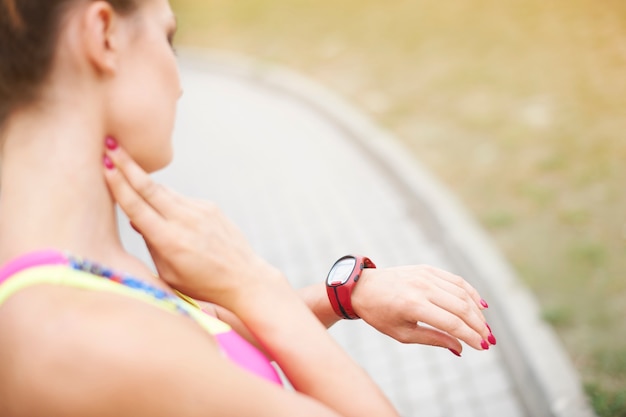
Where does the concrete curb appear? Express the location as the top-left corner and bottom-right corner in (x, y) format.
(178, 47), (596, 417)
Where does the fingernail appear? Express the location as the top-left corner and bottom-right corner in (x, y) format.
(103, 155), (115, 170)
(448, 348), (462, 357)
(488, 333), (497, 346)
(486, 322), (492, 332)
(480, 299), (489, 308)
(105, 136), (118, 150)
(480, 339), (490, 350)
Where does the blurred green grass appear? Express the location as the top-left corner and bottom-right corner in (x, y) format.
(170, 0), (626, 414)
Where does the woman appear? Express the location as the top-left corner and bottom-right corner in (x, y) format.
(0, 0), (496, 415)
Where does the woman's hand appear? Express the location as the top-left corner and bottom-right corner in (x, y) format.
(102, 138), (493, 357)
(102, 139), (282, 309)
(102, 139), (400, 417)
(351, 265), (495, 355)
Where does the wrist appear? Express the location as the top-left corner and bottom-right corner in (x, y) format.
(214, 257), (289, 313)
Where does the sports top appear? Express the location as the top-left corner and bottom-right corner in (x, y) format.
(0, 249), (282, 385)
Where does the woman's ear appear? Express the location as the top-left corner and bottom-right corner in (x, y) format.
(82, 1), (120, 76)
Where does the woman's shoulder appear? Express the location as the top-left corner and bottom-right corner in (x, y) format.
(0, 281), (221, 360)
(0, 283), (221, 416)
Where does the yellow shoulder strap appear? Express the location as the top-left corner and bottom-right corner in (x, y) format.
(0, 266), (232, 334)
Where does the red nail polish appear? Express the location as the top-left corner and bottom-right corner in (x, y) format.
(480, 299), (489, 308)
(105, 136), (118, 150)
(448, 348), (462, 357)
(103, 155), (114, 170)
(486, 323), (492, 332)
(480, 339), (490, 350)
(488, 333), (497, 346)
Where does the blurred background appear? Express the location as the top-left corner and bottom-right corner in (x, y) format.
(169, 1), (626, 415)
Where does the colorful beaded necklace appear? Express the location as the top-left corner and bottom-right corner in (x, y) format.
(66, 253), (191, 316)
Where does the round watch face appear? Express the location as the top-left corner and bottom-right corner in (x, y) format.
(326, 257), (357, 286)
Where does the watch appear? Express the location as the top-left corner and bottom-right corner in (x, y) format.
(325, 255), (377, 319)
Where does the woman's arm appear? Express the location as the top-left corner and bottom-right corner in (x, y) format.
(0, 285), (344, 417)
(103, 143), (399, 417)
(298, 282), (343, 328)
(206, 282), (339, 355)
(215, 266), (494, 357)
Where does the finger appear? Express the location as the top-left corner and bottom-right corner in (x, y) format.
(425, 278), (491, 342)
(426, 266), (488, 311)
(103, 154), (168, 241)
(410, 303), (487, 351)
(105, 142), (185, 219)
(426, 273), (488, 329)
(428, 271), (496, 345)
(130, 221), (141, 234)
(395, 322), (463, 353)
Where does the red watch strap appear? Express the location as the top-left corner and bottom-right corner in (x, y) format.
(326, 255), (376, 320)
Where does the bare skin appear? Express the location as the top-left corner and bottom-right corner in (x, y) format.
(104, 143), (493, 354)
(0, 0), (494, 415)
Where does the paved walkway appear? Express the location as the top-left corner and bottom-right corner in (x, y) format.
(119, 51), (594, 417)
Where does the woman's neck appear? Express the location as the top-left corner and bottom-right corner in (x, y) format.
(0, 105), (145, 275)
